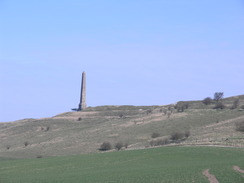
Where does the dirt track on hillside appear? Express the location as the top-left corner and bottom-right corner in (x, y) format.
(202, 169), (219, 183)
(205, 115), (244, 128)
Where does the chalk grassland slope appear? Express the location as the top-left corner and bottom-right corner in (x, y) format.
(0, 146), (243, 183)
(0, 95), (244, 159)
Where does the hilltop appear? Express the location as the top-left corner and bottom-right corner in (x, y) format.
(0, 95), (244, 159)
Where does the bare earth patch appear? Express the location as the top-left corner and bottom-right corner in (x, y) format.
(233, 165), (244, 174)
(202, 169), (219, 183)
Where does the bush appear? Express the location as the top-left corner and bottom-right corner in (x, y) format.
(24, 141), (29, 147)
(36, 155), (43, 158)
(202, 97), (212, 105)
(151, 132), (160, 138)
(119, 113), (125, 118)
(99, 142), (112, 151)
(115, 142), (123, 151)
(236, 121), (244, 132)
(184, 130), (190, 138)
(77, 117), (82, 121)
(146, 109), (152, 115)
(170, 132), (184, 141)
(175, 102), (189, 112)
(231, 99), (239, 109)
(45, 126), (50, 131)
(213, 102), (225, 109)
(6, 145), (10, 150)
(124, 143), (128, 149)
(149, 138), (169, 146)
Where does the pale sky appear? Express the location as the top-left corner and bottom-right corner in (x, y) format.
(0, 0), (244, 122)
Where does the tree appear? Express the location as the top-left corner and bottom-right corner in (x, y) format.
(214, 92), (224, 102)
(202, 97), (212, 105)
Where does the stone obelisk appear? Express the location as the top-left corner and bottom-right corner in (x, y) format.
(78, 72), (86, 111)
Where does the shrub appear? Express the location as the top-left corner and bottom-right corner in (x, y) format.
(115, 142), (123, 151)
(184, 130), (190, 138)
(124, 143), (128, 148)
(151, 132), (160, 138)
(77, 117), (82, 121)
(236, 121), (244, 132)
(24, 141), (29, 147)
(202, 97), (212, 105)
(45, 126), (50, 131)
(149, 138), (169, 146)
(99, 142), (112, 151)
(146, 109), (152, 115)
(231, 99), (239, 109)
(36, 155), (43, 158)
(119, 113), (124, 118)
(6, 145), (10, 150)
(175, 102), (189, 112)
(213, 102), (225, 109)
(170, 132), (184, 141)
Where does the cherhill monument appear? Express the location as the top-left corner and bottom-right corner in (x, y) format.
(72, 72), (86, 111)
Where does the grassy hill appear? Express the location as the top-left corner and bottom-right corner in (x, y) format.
(0, 146), (243, 183)
(0, 95), (244, 159)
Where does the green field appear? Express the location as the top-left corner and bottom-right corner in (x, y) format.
(0, 146), (243, 183)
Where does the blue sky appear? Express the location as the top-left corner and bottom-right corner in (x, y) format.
(0, 0), (244, 122)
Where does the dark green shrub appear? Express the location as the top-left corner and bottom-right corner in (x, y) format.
(45, 126), (50, 131)
(231, 99), (239, 109)
(236, 121), (244, 132)
(146, 109), (152, 115)
(170, 132), (184, 141)
(99, 142), (112, 151)
(119, 113), (124, 118)
(124, 143), (128, 148)
(151, 132), (160, 138)
(149, 138), (169, 146)
(184, 130), (190, 138)
(213, 102), (225, 109)
(202, 97), (212, 105)
(115, 142), (123, 151)
(24, 141), (29, 147)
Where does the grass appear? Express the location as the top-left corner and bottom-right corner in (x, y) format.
(0, 146), (243, 183)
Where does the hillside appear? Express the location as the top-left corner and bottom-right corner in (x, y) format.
(0, 95), (244, 159)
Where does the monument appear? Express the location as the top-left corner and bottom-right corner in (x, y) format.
(78, 72), (86, 111)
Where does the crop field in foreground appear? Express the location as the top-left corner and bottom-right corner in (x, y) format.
(0, 146), (243, 183)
